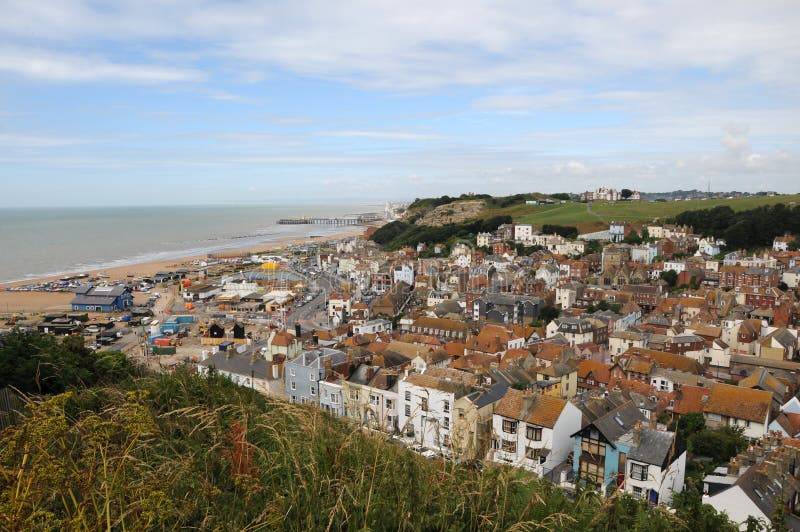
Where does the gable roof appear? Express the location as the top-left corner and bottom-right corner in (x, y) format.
(494, 388), (568, 429)
(703, 383), (772, 423)
(404, 367), (478, 396)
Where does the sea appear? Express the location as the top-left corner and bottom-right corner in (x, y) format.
(0, 203), (377, 284)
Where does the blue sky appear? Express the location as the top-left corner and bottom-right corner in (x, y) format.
(1, 0), (799, 206)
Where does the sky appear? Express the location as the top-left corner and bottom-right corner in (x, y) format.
(0, 0), (799, 206)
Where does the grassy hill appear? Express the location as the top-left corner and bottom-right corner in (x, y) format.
(0, 367), (736, 531)
(507, 194), (800, 233)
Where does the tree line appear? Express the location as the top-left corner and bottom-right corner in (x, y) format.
(370, 215), (512, 251)
(672, 203), (800, 251)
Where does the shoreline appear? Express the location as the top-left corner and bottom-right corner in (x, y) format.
(0, 226), (366, 313)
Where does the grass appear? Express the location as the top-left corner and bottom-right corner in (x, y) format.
(489, 194), (800, 232)
(0, 368), (737, 531)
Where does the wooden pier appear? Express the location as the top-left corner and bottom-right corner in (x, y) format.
(277, 213), (382, 226)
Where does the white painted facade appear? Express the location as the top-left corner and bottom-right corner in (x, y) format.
(488, 402), (582, 476)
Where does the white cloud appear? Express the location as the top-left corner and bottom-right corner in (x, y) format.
(0, 47), (203, 83)
(1, 2), (799, 89)
(323, 130), (445, 141)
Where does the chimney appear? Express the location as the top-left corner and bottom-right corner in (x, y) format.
(727, 457), (740, 477)
(633, 421), (642, 447)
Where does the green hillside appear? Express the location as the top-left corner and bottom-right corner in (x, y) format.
(0, 365), (737, 531)
(509, 194), (800, 231)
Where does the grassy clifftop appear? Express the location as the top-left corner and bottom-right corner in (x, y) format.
(0, 368), (736, 530)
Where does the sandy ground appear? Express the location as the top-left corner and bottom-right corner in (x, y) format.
(0, 227), (365, 314)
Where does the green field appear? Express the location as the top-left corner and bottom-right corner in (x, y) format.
(501, 194), (800, 231)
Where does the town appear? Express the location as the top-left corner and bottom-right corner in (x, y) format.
(5, 191), (800, 528)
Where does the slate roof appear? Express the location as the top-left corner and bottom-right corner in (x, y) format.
(617, 427), (677, 467)
(464, 378), (510, 409)
(71, 285), (129, 306)
(198, 351), (271, 379)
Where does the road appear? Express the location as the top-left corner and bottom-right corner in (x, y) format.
(286, 268), (338, 332)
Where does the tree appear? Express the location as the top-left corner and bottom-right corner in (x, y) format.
(688, 425), (748, 464)
(660, 269), (678, 287)
(623, 230), (642, 245)
(621, 188), (633, 199)
(539, 306), (560, 324)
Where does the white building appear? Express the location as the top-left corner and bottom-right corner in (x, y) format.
(662, 260), (686, 274)
(393, 264), (415, 287)
(618, 426), (686, 506)
(514, 224), (534, 245)
(488, 389), (582, 476)
(398, 367), (478, 454)
(352, 319), (393, 335)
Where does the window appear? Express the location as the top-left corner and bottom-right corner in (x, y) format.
(526, 425), (542, 441)
(580, 460), (603, 484)
(632, 486), (644, 499)
(630, 463), (648, 481)
(421, 398), (428, 412)
(290, 381), (296, 391)
(501, 439), (516, 452)
(525, 447), (543, 460)
(331, 395), (339, 404)
(443, 400), (450, 413)
(369, 394), (379, 406)
(405, 391), (411, 401)
(310, 386), (316, 396)
(443, 417), (449, 429)
(405, 404), (411, 416)
(502, 419), (518, 434)
(490, 439), (499, 450)
(707, 413), (721, 423)
(290, 368), (296, 377)
(350, 389), (359, 400)
(310, 372), (316, 381)
(581, 437), (605, 457)
(385, 399), (393, 409)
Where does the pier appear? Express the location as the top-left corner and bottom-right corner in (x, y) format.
(277, 213), (382, 226)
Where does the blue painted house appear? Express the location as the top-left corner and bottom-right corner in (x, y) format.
(285, 348), (348, 405)
(572, 394), (646, 492)
(572, 393), (686, 504)
(71, 285), (133, 312)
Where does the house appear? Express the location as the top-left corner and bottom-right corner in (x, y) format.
(285, 348), (348, 405)
(398, 367), (478, 454)
(773, 235), (796, 252)
(410, 317), (470, 341)
(352, 319), (392, 336)
(576, 360), (612, 393)
(319, 374), (345, 417)
(618, 423), (686, 505)
(451, 376), (510, 461)
(410, 350), (451, 373)
(472, 293), (542, 324)
(488, 389), (582, 476)
(71, 285), (133, 312)
(197, 350), (284, 397)
(572, 395), (646, 491)
(705, 439), (800, 530)
(342, 365), (400, 433)
(265, 329), (301, 359)
(465, 324), (525, 356)
(547, 317), (608, 347)
(703, 383), (772, 439)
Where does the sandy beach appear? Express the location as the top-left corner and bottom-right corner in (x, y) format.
(0, 227), (366, 314)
